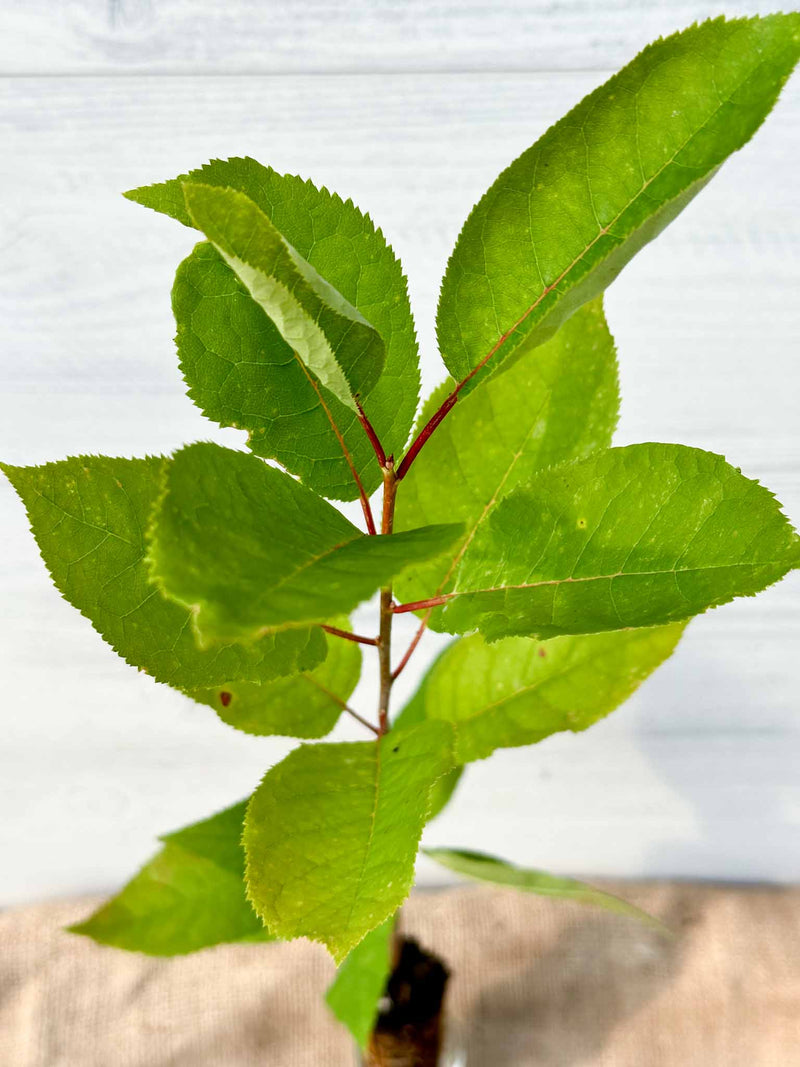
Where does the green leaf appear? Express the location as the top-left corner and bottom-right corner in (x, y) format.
(187, 619), (362, 738)
(1, 456), (325, 688)
(437, 15), (800, 391)
(417, 625), (685, 763)
(424, 849), (666, 931)
(326, 918), (393, 1050)
(160, 799), (249, 875)
(392, 655), (464, 819)
(149, 443), (461, 644)
(183, 182), (384, 410)
(395, 297), (618, 615)
(128, 157), (420, 499)
(426, 765), (464, 821)
(436, 443), (800, 641)
(244, 721), (455, 961)
(173, 242), (377, 500)
(69, 802), (271, 955)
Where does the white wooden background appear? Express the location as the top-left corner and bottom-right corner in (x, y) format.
(1, 0), (798, 906)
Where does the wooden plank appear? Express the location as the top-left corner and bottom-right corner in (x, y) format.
(0, 0), (791, 75)
(1, 71), (798, 902)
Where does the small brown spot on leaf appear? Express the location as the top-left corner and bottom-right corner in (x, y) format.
(538, 646), (547, 658)
(220, 691), (232, 707)
(577, 517), (587, 528)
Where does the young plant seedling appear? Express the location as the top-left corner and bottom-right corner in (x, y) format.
(4, 14), (799, 1061)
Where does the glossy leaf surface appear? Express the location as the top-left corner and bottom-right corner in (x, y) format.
(173, 241), (377, 500)
(437, 444), (800, 640)
(437, 15), (800, 391)
(128, 156), (420, 498)
(183, 182), (384, 409)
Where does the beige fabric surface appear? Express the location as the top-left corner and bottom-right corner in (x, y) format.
(1, 883), (799, 1066)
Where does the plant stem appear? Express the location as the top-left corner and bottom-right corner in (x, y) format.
(321, 624), (379, 647)
(393, 595), (449, 614)
(391, 610), (431, 681)
(359, 495), (378, 537)
(396, 300), (545, 482)
(356, 399), (387, 469)
(377, 465), (398, 736)
(296, 360), (377, 534)
(344, 705), (382, 737)
(395, 392), (458, 481)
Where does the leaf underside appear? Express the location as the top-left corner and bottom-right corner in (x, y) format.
(418, 624), (686, 763)
(424, 848), (666, 931)
(128, 156), (420, 500)
(182, 182), (385, 409)
(70, 801), (270, 955)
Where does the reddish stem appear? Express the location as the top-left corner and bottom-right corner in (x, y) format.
(377, 467), (398, 736)
(322, 624), (379, 647)
(344, 706), (381, 736)
(306, 675), (380, 736)
(392, 595), (449, 615)
(360, 493), (378, 536)
(356, 398), (388, 469)
(396, 297), (544, 481)
(391, 611), (432, 680)
(293, 359), (377, 534)
(395, 393), (458, 481)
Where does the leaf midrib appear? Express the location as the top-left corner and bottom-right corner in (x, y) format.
(459, 47), (773, 383)
(451, 558), (792, 600)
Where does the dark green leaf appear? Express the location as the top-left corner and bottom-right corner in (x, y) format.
(1, 456), (325, 688)
(417, 625), (685, 763)
(424, 849), (666, 930)
(127, 157), (420, 498)
(395, 297), (618, 615)
(437, 15), (800, 391)
(70, 802), (271, 955)
(244, 721), (455, 961)
(436, 444), (800, 640)
(149, 443), (461, 644)
(326, 919), (393, 1050)
(182, 182), (384, 407)
(173, 242), (376, 500)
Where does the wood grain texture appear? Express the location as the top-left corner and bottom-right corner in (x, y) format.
(1, 64), (798, 903)
(0, 0), (791, 75)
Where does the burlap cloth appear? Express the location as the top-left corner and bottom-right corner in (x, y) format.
(1, 883), (799, 1066)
